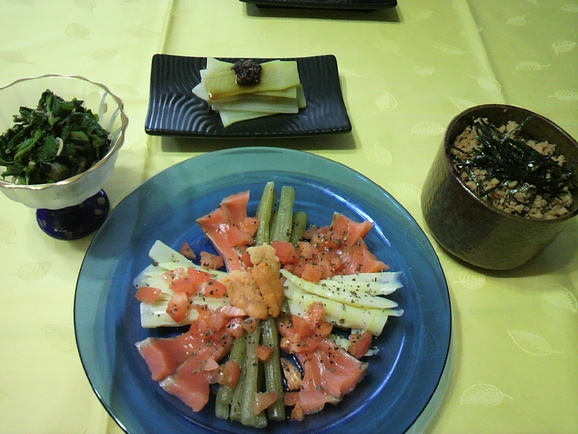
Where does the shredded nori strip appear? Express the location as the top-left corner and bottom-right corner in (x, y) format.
(452, 117), (577, 202)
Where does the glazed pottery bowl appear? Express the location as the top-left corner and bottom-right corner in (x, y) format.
(421, 104), (578, 270)
(0, 74), (128, 210)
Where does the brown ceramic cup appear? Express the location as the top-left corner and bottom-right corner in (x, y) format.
(421, 104), (578, 270)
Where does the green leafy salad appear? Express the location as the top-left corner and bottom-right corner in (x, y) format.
(0, 89), (111, 185)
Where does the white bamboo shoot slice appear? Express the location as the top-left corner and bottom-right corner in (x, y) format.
(205, 60), (301, 100)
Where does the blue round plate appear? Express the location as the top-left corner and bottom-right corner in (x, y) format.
(74, 147), (451, 434)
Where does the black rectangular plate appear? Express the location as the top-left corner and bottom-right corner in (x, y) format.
(239, 0), (397, 9)
(145, 54), (352, 138)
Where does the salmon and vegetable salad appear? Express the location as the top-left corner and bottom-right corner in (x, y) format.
(133, 182), (404, 428)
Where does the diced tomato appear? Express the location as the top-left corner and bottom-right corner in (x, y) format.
(256, 345), (273, 361)
(224, 317), (245, 338)
(209, 309), (227, 331)
(241, 317), (260, 334)
(187, 305), (237, 341)
(200, 251), (224, 270)
(270, 240), (299, 264)
(162, 267), (206, 295)
(203, 279), (228, 298)
(348, 330), (373, 359)
(211, 360), (241, 389)
(135, 286), (162, 304)
(279, 315), (309, 338)
(179, 241), (196, 260)
(290, 403), (305, 421)
(166, 292), (189, 323)
(303, 302), (324, 328)
(301, 263), (324, 282)
(162, 267), (187, 285)
(254, 392), (279, 415)
(170, 267), (226, 296)
(240, 250), (253, 268)
(187, 267), (213, 288)
(216, 305), (247, 318)
(279, 313), (333, 354)
(296, 240), (317, 259)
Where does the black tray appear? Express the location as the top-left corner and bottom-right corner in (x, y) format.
(145, 54), (351, 138)
(240, 0), (397, 10)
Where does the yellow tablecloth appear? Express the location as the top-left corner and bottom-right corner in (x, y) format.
(1, 1), (576, 432)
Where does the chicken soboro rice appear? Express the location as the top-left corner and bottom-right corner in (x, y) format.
(450, 117), (577, 220)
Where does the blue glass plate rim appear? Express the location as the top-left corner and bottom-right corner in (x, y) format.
(74, 147), (451, 434)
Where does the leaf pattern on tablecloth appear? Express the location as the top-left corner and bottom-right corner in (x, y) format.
(547, 90), (578, 101)
(461, 384), (513, 406)
(44, 325), (76, 352)
(13, 262), (51, 281)
(410, 9), (434, 22)
(552, 40), (576, 54)
(74, 0), (96, 11)
(7, 0), (35, 6)
(545, 284), (577, 313)
(454, 271), (486, 290)
(0, 50), (31, 64)
(410, 121), (445, 136)
(375, 37), (401, 54)
(366, 142), (393, 167)
(0, 217), (17, 242)
(506, 15), (526, 26)
(561, 4), (578, 12)
(376, 92), (398, 112)
(434, 45), (467, 55)
(515, 61), (551, 71)
(65, 23), (90, 39)
(472, 76), (502, 91)
(507, 330), (565, 356)
(338, 67), (366, 78)
(389, 182), (421, 202)
(129, 28), (160, 39)
(90, 49), (117, 61)
(448, 96), (476, 111)
(413, 63), (435, 76)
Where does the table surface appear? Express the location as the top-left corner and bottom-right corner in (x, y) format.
(1, 1), (577, 433)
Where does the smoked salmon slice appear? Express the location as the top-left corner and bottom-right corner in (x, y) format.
(287, 339), (368, 418)
(197, 191), (259, 272)
(136, 332), (201, 382)
(159, 343), (221, 412)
